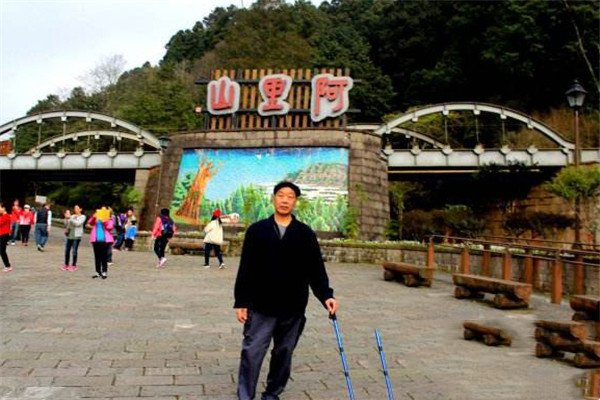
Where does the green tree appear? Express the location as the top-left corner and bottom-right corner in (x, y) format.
(544, 165), (600, 245)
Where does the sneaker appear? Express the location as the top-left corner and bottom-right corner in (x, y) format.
(101, 273), (107, 279)
(159, 257), (167, 268)
(92, 274), (101, 279)
(60, 265), (69, 271)
(107, 262), (114, 267)
(10, 242), (15, 245)
(68, 265), (78, 272)
(203, 264), (211, 269)
(3, 266), (13, 272)
(37, 245), (42, 252)
(219, 263), (226, 269)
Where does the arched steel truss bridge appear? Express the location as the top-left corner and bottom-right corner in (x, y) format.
(0, 111), (161, 170)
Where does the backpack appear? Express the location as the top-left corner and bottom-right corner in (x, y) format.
(161, 216), (174, 238)
(36, 208), (49, 224)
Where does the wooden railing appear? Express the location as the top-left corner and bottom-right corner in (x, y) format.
(426, 235), (599, 304)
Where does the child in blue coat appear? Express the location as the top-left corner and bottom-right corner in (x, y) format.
(124, 220), (137, 251)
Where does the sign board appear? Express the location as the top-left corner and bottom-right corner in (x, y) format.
(35, 195), (47, 204)
(206, 73), (353, 121)
(197, 68), (357, 130)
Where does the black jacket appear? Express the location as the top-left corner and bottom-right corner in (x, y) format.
(234, 215), (334, 317)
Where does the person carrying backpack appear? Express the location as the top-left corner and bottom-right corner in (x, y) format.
(203, 209), (225, 269)
(151, 208), (176, 268)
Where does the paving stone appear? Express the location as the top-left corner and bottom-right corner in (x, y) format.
(114, 375), (173, 386)
(0, 235), (582, 400)
(30, 367), (88, 377)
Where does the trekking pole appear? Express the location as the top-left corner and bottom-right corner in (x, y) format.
(374, 329), (395, 400)
(330, 314), (355, 400)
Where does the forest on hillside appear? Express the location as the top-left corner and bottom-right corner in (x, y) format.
(17, 0), (599, 151)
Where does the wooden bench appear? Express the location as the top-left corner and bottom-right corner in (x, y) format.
(382, 261), (434, 287)
(534, 320), (600, 368)
(571, 295), (600, 322)
(452, 273), (532, 309)
(168, 239), (229, 256)
(463, 321), (511, 346)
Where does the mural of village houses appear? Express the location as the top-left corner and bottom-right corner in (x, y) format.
(170, 147), (349, 232)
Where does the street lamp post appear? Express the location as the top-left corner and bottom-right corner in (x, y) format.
(565, 80), (587, 248)
(565, 80), (587, 166)
(154, 135), (172, 212)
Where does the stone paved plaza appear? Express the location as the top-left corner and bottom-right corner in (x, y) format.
(0, 235), (584, 399)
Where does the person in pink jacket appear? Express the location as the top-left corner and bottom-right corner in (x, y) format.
(151, 208), (175, 268)
(18, 205), (35, 246)
(87, 209), (115, 279)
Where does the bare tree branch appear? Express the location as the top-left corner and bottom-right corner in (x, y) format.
(562, 0), (600, 95)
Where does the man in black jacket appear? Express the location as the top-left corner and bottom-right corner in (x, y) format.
(234, 181), (338, 400)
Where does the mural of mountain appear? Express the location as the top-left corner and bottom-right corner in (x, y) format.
(285, 163), (347, 187)
(284, 163), (348, 203)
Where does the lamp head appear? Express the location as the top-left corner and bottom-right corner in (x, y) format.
(565, 79), (587, 109)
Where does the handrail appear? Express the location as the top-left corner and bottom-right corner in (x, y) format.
(425, 234), (598, 303)
(428, 235), (599, 259)
(479, 234), (598, 251)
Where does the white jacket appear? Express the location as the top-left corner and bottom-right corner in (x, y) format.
(203, 219), (224, 245)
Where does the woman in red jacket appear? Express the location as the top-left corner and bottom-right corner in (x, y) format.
(0, 202), (13, 272)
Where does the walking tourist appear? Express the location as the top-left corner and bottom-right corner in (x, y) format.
(18, 204), (34, 245)
(88, 207), (114, 279)
(9, 199), (22, 245)
(62, 205), (86, 272)
(34, 203), (52, 252)
(124, 219), (138, 251)
(106, 208), (116, 267)
(151, 208), (175, 268)
(113, 210), (127, 250)
(0, 202), (13, 272)
(203, 209), (225, 269)
(233, 181), (338, 400)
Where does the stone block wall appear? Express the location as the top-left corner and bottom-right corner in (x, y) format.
(142, 129), (390, 240)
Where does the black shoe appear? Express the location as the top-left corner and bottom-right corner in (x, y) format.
(101, 275), (107, 279)
(261, 395), (280, 400)
(92, 274), (100, 279)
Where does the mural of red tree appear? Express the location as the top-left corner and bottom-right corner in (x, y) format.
(175, 157), (217, 223)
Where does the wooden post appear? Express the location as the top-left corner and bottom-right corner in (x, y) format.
(590, 370), (600, 399)
(461, 246), (470, 274)
(427, 239), (435, 269)
(482, 243), (491, 277)
(532, 257), (541, 290)
(551, 254), (563, 305)
(573, 255), (585, 295)
(523, 248), (533, 285)
(502, 248), (512, 281)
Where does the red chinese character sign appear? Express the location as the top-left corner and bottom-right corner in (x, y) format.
(310, 74), (354, 122)
(204, 71), (353, 123)
(207, 76), (240, 115)
(258, 74), (293, 116)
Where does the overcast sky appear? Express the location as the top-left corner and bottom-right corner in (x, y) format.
(0, 0), (319, 124)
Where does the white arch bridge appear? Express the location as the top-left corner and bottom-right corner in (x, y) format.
(0, 111), (161, 170)
(0, 104), (598, 171)
(354, 102), (599, 171)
